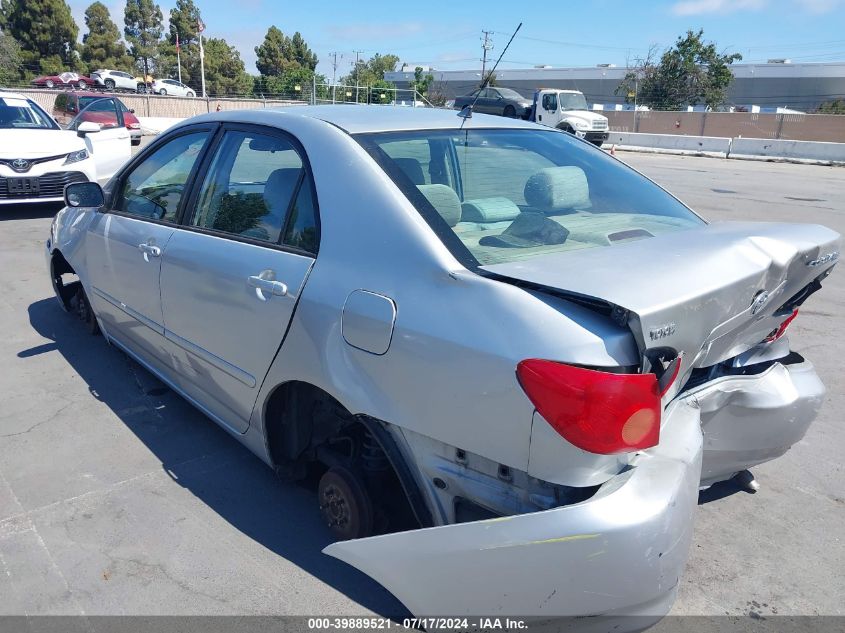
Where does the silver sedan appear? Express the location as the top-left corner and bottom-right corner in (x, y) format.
(47, 106), (840, 624)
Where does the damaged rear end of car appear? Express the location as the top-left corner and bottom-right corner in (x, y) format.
(317, 121), (839, 622)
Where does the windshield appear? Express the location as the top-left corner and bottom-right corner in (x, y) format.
(357, 128), (704, 267)
(0, 96), (59, 130)
(558, 93), (589, 110)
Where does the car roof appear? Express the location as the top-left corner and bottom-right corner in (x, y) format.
(255, 104), (540, 134)
(0, 90), (28, 101)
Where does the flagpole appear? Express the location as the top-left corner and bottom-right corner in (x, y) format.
(199, 33), (206, 97)
(197, 16), (207, 98)
(175, 29), (182, 84)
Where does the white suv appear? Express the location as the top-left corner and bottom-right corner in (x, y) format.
(91, 70), (139, 92)
(151, 79), (196, 97)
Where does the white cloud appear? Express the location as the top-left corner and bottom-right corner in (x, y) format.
(326, 22), (425, 41)
(793, 0), (843, 13)
(670, 0), (767, 15)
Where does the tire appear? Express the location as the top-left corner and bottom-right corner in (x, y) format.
(503, 105), (516, 118)
(45, 79), (55, 89)
(186, 91), (195, 98)
(557, 123), (575, 135)
(317, 466), (374, 540)
(131, 137), (141, 146)
(158, 88), (167, 95)
(104, 79), (115, 90)
(77, 80), (87, 89)
(136, 83), (146, 93)
(73, 285), (100, 335)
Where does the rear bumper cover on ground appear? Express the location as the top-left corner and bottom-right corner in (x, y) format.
(324, 398), (703, 619)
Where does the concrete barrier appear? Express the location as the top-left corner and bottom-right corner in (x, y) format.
(729, 138), (845, 165)
(606, 132), (732, 157)
(138, 116), (186, 135)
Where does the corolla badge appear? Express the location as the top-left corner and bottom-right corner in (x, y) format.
(11, 158), (31, 172)
(750, 290), (770, 316)
(807, 251), (839, 267)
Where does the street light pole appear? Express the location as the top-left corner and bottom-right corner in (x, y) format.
(174, 28), (182, 85)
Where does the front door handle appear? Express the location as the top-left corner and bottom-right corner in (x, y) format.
(248, 272), (288, 299)
(138, 242), (161, 261)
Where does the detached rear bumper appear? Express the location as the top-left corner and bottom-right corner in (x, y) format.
(324, 399), (703, 620)
(690, 358), (825, 487)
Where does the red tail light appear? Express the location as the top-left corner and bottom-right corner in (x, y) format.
(765, 308), (799, 343)
(516, 359), (661, 455)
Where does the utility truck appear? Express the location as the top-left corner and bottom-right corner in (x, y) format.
(527, 89), (609, 146)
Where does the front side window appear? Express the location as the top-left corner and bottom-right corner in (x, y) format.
(73, 97), (121, 130)
(115, 132), (210, 221)
(542, 93), (558, 111)
(357, 129), (703, 267)
(190, 130), (318, 251)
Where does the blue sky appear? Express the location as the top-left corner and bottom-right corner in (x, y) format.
(69, 0), (845, 77)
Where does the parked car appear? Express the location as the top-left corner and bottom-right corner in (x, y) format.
(53, 92), (142, 145)
(0, 91), (130, 205)
(151, 78), (195, 97)
(453, 86), (533, 118)
(90, 69), (139, 92)
(31, 72), (94, 90)
(47, 106), (839, 623)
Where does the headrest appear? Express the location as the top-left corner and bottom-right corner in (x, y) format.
(416, 184), (462, 227)
(394, 157), (425, 185)
(461, 197), (522, 223)
(264, 168), (301, 212)
(523, 166), (590, 211)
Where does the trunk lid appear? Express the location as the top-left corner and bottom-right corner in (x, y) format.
(482, 222), (840, 386)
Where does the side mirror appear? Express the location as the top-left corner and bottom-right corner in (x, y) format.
(65, 182), (105, 209)
(77, 121), (101, 137)
(129, 108), (135, 114)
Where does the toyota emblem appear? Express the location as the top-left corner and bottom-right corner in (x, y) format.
(11, 158), (31, 172)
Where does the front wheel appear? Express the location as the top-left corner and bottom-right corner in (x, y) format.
(77, 80), (87, 89)
(104, 79), (115, 90)
(503, 105), (516, 118)
(45, 79), (55, 89)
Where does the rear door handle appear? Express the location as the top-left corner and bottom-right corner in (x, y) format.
(248, 273), (288, 298)
(138, 242), (161, 260)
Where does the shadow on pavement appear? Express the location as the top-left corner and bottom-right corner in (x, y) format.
(22, 296), (409, 619)
(0, 202), (63, 221)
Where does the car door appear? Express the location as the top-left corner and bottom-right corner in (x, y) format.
(158, 125), (318, 433)
(68, 98), (131, 182)
(85, 128), (215, 369)
(486, 88), (505, 114)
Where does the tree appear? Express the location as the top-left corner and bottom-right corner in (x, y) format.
(616, 30), (742, 110)
(81, 2), (132, 72)
(1, 0), (79, 74)
(410, 66), (433, 98)
(816, 99), (845, 115)
(0, 30), (22, 83)
(202, 37), (252, 96)
(124, 0), (163, 79)
(339, 52), (398, 102)
(255, 26), (317, 76)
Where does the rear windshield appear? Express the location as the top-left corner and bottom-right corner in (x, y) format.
(356, 128), (703, 267)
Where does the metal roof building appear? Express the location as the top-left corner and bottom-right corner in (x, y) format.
(385, 62), (845, 111)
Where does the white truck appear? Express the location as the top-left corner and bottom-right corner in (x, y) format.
(528, 89), (609, 146)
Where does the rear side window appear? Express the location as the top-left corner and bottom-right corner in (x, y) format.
(190, 130), (318, 252)
(115, 132), (210, 221)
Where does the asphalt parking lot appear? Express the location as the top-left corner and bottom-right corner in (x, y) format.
(0, 151), (843, 619)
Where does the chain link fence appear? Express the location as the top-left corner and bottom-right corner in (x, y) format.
(5, 84), (432, 120)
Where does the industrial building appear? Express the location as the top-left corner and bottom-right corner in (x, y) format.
(385, 62), (845, 111)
